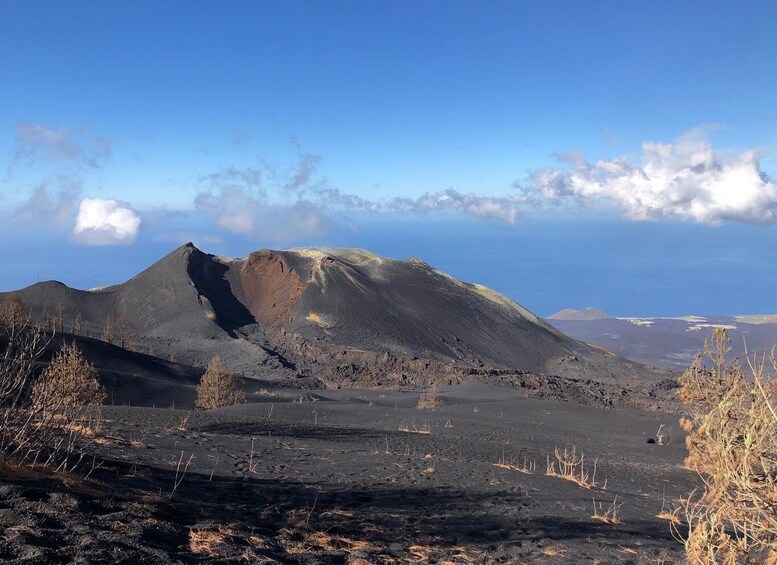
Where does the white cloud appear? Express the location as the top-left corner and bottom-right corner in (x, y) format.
(386, 189), (521, 224)
(72, 198), (141, 245)
(521, 129), (777, 225)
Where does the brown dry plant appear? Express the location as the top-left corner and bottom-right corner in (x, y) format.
(117, 316), (134, 350)
(101, 315), (114, 345)
(195, 356), (245, 409)
(30, 342), (106, 412)
(1, 299), (99, 470)
(189, 526), (238, 557)
(677, 327), (777, 564)
(416, 384), (443, 409)
(0, 296), (51, 463)
(545, 444), (602, 489)
(0, 293), (27, 327)
(592, 495), (623, 525)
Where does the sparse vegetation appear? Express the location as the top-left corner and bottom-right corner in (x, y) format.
(677, 327), (777, 564)
(592, 495), (623, 525)
(30, 341), (106, 412)
(71, 312), (84, 336)
(189, 526), (239, 558)
(0, 296), (104, 472)
(170, 450), (194, 499)
(102, 314), (115, 345)
(416, 383), (443, 409)
(195, 356), (245, 409)
(657, 489), (682, 526)
(494, 451), (536, 474)
(398, 420), (432, 434)
(0, 292), (27, 327)
(0, 296), (51, 464)
(545, 445), (603, 489)
(117, 316), (134, 350)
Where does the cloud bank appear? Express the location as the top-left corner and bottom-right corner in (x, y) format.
(6, 121), (777, 250)
(522, 129), (777, 225)
(194, 151), (523, 242)
(72, 198), (141, 245)
(194, 162), (335, 240)
(385, 190), (521, 224)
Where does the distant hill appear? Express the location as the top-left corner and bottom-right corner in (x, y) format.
(547, 313), (777, 370)
(734, 313), (777, 325)
(548, 307), (611, 321)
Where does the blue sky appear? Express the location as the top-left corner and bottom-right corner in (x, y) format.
(2, 1), (777, 316)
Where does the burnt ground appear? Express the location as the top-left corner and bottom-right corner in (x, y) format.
(0, 384), (695, 564)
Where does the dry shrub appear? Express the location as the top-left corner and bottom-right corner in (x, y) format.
(196, 356), (245, 409)
(677, 327), (777, 564)
(0, 296), (51, 463)
(1, 295), (105, 471)
(30, 342), (106, 411)
(0, 293), (27, 327)
(416, 384), (443, 409)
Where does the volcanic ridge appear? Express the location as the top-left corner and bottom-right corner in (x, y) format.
(1, 243), (674, 411)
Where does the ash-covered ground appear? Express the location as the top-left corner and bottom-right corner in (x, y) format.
(1, 384), (693, 564)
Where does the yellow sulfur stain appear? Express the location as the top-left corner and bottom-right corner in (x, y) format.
(306, 311), (323, 324)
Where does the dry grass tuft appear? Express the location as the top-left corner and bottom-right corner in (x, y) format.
(656, 511), (682, 526)
(283, 530), (380, 557)
(320, 507), (354, 518)
(542, 546), (567, 557)
(398, 421), (432, 435)
(188, 526), (238, 557)
(407, 544), (437, 562)
(545, 445), (603, 489)
(494, 451), (536, 474)
(656, 491), (682, 526)
(592, 495), (623, 525)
